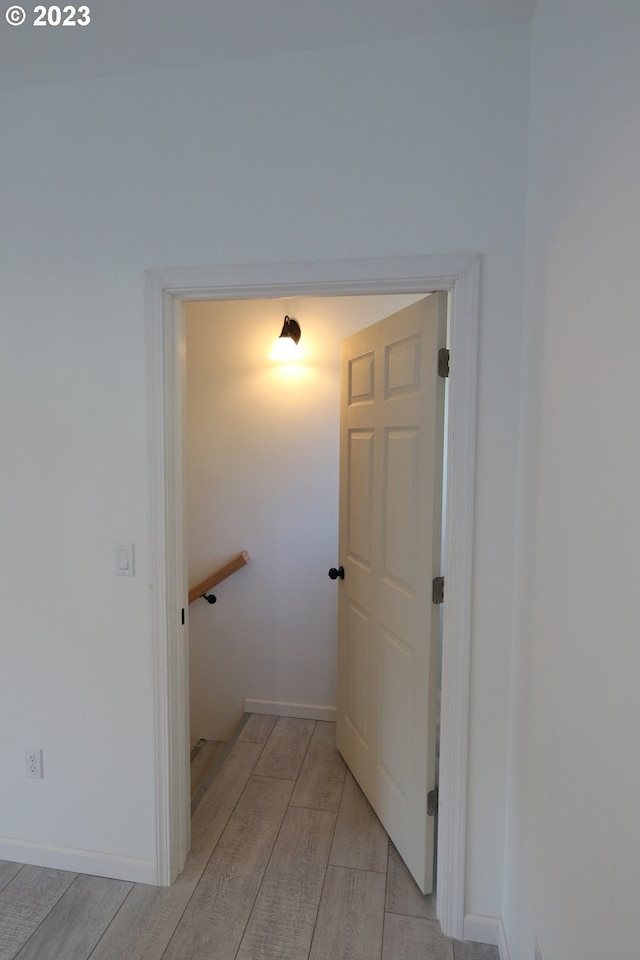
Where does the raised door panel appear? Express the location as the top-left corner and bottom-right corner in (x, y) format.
(345, 600), (370, 749)
(347, 431), (374, 570)
(348, 351), (375, 405)
(382, 428), (420, 598)
(379, 627), (412, 803)
(385, 335), (421, 399)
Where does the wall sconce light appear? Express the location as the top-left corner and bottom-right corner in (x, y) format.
(270, 315), (301, 360)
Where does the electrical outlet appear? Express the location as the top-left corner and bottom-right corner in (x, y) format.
(535, 934), (545, 960)
(25, 749), (43, 779)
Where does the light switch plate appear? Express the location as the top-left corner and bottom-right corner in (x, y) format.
(115, 543), (135, 577)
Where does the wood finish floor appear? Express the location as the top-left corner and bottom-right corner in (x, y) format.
(0, 716), (498, 960)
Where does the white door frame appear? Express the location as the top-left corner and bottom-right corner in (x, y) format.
(144, 254), (479, 940)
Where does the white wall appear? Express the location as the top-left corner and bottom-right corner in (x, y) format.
(505, 3), (640, 957)
(186, 294), (421, 744)
(0, 24), (529, 907)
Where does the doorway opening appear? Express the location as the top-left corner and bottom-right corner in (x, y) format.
(145, 254), (479, 939)
(185, 293), (429, 750)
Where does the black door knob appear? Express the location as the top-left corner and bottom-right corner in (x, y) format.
(328, 566), (345, 581)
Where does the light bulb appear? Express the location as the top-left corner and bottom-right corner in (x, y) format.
(270, 336), (299, 361)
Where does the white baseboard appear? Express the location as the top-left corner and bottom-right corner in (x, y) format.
(463, 914), (510, 960)
(244, 699), (336, 722)
(0, 836), (157, 885)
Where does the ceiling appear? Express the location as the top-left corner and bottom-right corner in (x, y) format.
(0, 0), (536, 92)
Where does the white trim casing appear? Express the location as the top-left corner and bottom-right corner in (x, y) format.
(497, 919), (512, 960)
(145, 286), (191, 884)
(437, 254), (480, 937)
(145, 254), (479, 937)
(145, 278), (171, 885)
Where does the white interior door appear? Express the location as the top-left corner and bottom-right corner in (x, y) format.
(335, 292), (447, 894)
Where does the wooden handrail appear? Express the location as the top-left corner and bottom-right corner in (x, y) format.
(188, 550), (250, 604)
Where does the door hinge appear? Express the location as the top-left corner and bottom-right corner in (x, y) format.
(427, 787), (439, 817)
(432, 576), (444, 605)
(438, 348), (450, 378)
